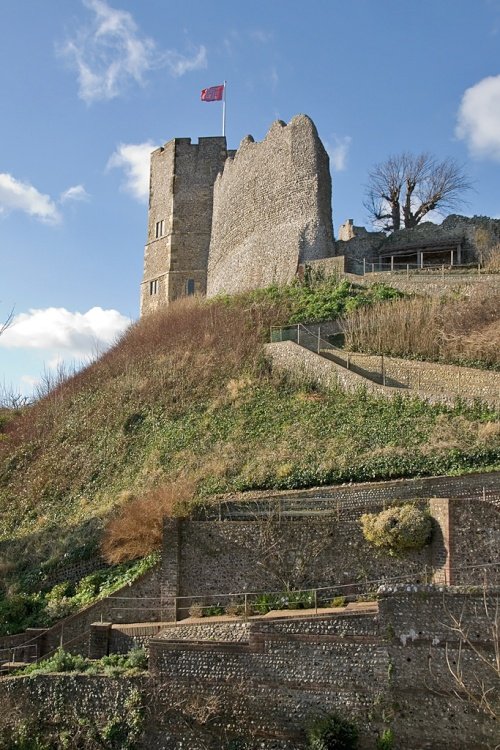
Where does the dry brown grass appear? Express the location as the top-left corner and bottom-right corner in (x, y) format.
(341, 289), (500, 368)
(2, 296), (286, 449)
(482, 243), (500, 272)
(102, 479), (195, 563)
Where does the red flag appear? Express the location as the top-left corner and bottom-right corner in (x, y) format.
(201, 84), (224, 102)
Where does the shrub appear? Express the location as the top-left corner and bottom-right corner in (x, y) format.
(307, 713), (359, 749)
(203, 604), (225, 617)
(341, 290), (500, 369)
(188, 603), (204, 618)
(376, 728), (395, 750)
(102, 479), (195, 563)
(225, 600), (245, 617)
(360, 504), (432, 554)
(329, 596), (347, 608)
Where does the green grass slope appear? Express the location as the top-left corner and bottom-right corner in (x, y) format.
(0, 278), (499, 608)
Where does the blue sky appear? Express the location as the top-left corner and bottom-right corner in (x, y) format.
(1, 0), (500, 395)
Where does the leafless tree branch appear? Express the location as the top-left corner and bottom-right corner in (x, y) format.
(365, 152), (471, 232)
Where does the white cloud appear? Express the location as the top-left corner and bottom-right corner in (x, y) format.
(269, 66), (279, 91)
(107, 141), (156, 202)
(164, 46), (207, 78)
(456, 74), (500, 160)
(326, 135), (352, 172)
(0, 307), (131, 359)
(60, 184), (90, 203)
(0, 173), (61, 224)
(250, 29), (273, 43)
(59, 0), (207, 102)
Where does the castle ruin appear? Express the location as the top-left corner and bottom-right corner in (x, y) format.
(140, 115), (335, 314)
(141, 114), (500, 314)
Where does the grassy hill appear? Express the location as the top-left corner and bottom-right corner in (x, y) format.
(0, 276), (499, 630)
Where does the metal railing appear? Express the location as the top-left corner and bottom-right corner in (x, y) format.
(195, 489), (500, 522)
(107, 561), (500, 623)
(270, 323), (404, 388)
(270, 323), (500, 402)
(352, 259), (490, 277)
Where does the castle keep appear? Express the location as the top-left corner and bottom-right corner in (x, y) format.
(141, 113), (500, 314)
(140, 114), (335, 314)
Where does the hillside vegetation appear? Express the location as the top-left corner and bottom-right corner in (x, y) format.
(342, 288), (500, 369)
(0, 277), (499, 612)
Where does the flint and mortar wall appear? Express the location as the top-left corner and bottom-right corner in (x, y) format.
(265, 340), (500, 406)
(353, 269), (500, 296)
(3, 591), (497, 749)
(141, 137), (229, 314)
(207, 115), (335, 297)
(162, 486), (498, 612)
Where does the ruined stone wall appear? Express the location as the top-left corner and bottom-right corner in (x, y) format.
(207, 115), (335, 297)
(141, 137), (228, 314)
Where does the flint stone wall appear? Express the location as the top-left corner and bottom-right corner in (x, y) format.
(207, 115), (335, 297)
(1, 591), (498, 749)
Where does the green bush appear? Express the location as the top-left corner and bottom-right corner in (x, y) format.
(376, 728), (395, 750)
(203, 603), (225, 617)
(19, 647), (148, 677)
(329, 596), (347, 608)
(307, 713), (359, 749)
(360, 504), (432, 555)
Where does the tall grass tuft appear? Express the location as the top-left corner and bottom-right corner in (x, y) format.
(102, 479), (195, 563)
(341, 289), (500, 369)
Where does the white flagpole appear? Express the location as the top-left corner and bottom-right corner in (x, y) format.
(222, 80), (227, 137)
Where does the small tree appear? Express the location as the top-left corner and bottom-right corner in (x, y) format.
(364, 152), (471, 232)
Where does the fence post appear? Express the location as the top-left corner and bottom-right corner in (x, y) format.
(390, 256), (394, 271)
(371, 263), (375, 273)
(347, 353), (350, 370)
(363, 258), (366, 275)
(406, 263), (409, 277)
(297, 324), (300, 346)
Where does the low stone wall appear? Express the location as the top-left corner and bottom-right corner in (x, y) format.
(353, 270), (500, 297)
(1, 589), (498, 749)
(266, 340), (500, 406)
(343, 351), (500, 404)
(265, 340), (400, 399)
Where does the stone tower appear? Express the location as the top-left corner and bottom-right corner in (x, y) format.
(140, 136), (230, 315)
(207, 115), (335, 297)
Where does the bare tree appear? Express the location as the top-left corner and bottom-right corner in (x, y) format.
(0, 306), (13, 337)
(365, 152), (471, 232)
(429, 589), (499, 729)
